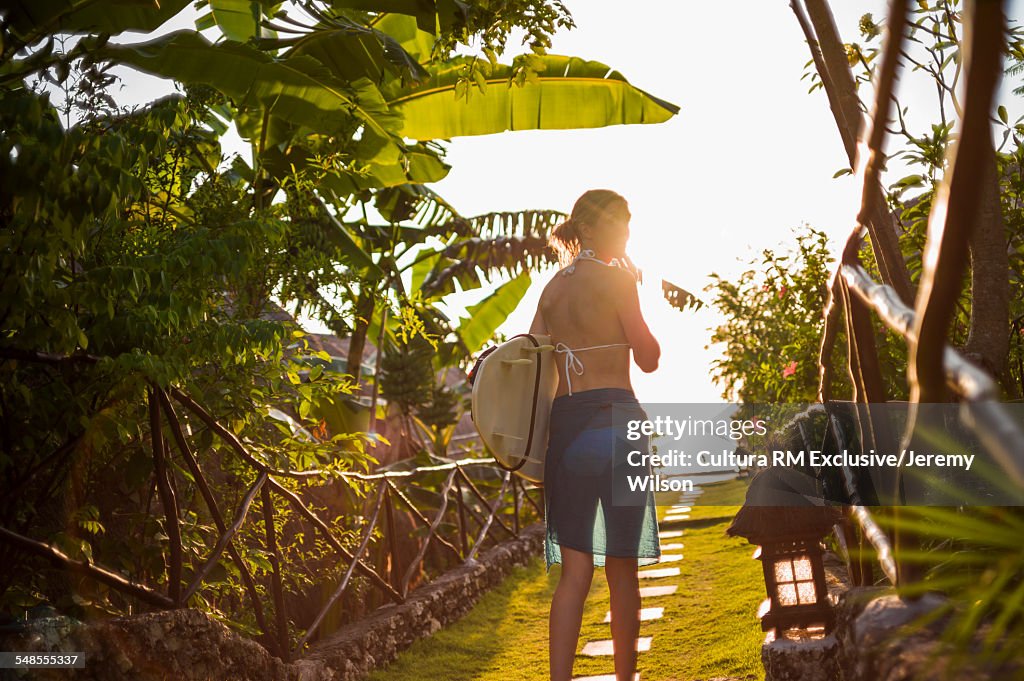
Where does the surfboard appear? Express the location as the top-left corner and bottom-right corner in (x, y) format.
(470, 333), (558, 483)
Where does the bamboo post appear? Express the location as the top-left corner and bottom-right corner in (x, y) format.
(0, 527), (174, 608)
(294, 481), (387, 656)
(261, 485), (290, 661)
(384, 484), (401, 590)
(385, 480), (462, 562)
(148, 386), (183, 606)
(455, 475), (469, 559)
(268, 478), (403, 603)
(156, 388), (270, 639)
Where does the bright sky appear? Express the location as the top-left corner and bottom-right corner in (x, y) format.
(101, 1), (1024, 404)
(428, 0), (1024, 403)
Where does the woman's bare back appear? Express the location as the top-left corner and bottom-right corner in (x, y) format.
(535, 261), (634, 398)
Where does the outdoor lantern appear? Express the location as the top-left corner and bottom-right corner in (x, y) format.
(750, 523), (833, 633)
(727, 468), (843, 635)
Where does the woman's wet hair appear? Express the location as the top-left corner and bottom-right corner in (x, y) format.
(549, 189), (628, 267)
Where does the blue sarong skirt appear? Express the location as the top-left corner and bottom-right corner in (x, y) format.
(543, 387), (661, 572)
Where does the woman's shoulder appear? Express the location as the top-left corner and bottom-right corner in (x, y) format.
(542, 264), (634, 300)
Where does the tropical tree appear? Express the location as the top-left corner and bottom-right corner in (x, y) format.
(771, 2), (1024, 674)
(705, 224), (912, 404)
(793, 0), (1024, 396)
(0, 0), (684, 647)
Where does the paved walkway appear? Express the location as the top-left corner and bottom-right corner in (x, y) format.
(366, 477), (763, 681)
(571, 488), (709, 681)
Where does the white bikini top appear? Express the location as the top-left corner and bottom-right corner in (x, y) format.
(553, 248), (630, 396)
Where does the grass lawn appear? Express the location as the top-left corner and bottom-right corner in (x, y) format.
(367, 476), (765, 681)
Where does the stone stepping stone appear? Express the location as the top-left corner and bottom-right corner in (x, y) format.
(639, 584), (678, 597)
(662, 515), (690, 523)
(637, 566), (680, 579)
(657, 553), (682, 563)
(660, 543), (683, 551)
(669, 505), (692, 512)
(658, 530), (683, 539)
(572, 674), (639, 681)
(603, 606), (664, 623)
(580, 636), (652, 656)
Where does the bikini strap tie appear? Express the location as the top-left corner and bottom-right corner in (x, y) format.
(561, 248), (623, 276)
(553, 342), (630, 396)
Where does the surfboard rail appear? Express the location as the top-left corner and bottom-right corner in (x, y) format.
(469, 333), (558, 483)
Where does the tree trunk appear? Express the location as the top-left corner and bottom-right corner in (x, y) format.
(964, 144), (1011, 392)
(346, 288), (375, 385)
(794, 0), (916, 306)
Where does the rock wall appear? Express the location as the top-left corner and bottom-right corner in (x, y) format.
(763, 551), (1024, 681)
(0, 608), (297, 681)
(830, 586), (1023, 680)
(303, 522), (546, 680)
(0, 522), (546, 681)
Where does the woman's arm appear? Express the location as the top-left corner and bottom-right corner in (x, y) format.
(612, 269), (660, 372)
(529, 303), (548, 335)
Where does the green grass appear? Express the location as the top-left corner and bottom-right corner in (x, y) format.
(367, 477), (765, 681)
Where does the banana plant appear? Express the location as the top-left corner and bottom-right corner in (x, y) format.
(13, 0), (683, 437)
(384, 52), (679, 140)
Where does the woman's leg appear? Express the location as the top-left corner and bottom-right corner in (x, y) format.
(604, 555), (641, 681)
(550, 545), (594, 681)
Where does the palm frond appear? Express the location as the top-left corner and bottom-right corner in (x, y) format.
(871, 505), (1024, 675)
(662, 280), (705, 312)
(420, 235), (555, 298)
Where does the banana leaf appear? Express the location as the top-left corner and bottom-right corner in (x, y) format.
(3, 0), (192, 43)
(204, 0), (262, 42)
(385, 54), (680, 140)
(420, 234), (553, 298)
(99, 31), (403, 150)
(319, 150), (450, 195)
(369, 12), (436, 64)
(275, 19), (429, 85)
(456, 272), (531, 355)
(662, 280), (705, 312)
(319, 212), (387, 279)
(326, 0), (470, 35)
(374, 183), (460, 231)
(410, 248), (446, 294)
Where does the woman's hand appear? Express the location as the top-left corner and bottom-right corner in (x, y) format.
(617, 254), (642, 285)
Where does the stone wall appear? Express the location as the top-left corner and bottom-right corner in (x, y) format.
(0, 522), (546, 681)
(303, 522), (546, 680)
(0, 608), (298, 681)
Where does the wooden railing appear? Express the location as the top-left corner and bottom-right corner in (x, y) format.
(0, 381), (544, 661)
(775, 402), (899, 588)
(789, 0), (1023, 589)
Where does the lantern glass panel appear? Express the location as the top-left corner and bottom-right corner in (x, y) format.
(793, 557), (813, 581)
(778, 583), (798, 606)
(774, 560), (794, 582)
(797, 581), (817, 604)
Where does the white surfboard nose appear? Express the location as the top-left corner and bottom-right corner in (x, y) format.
(470, 333), (559, 484)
